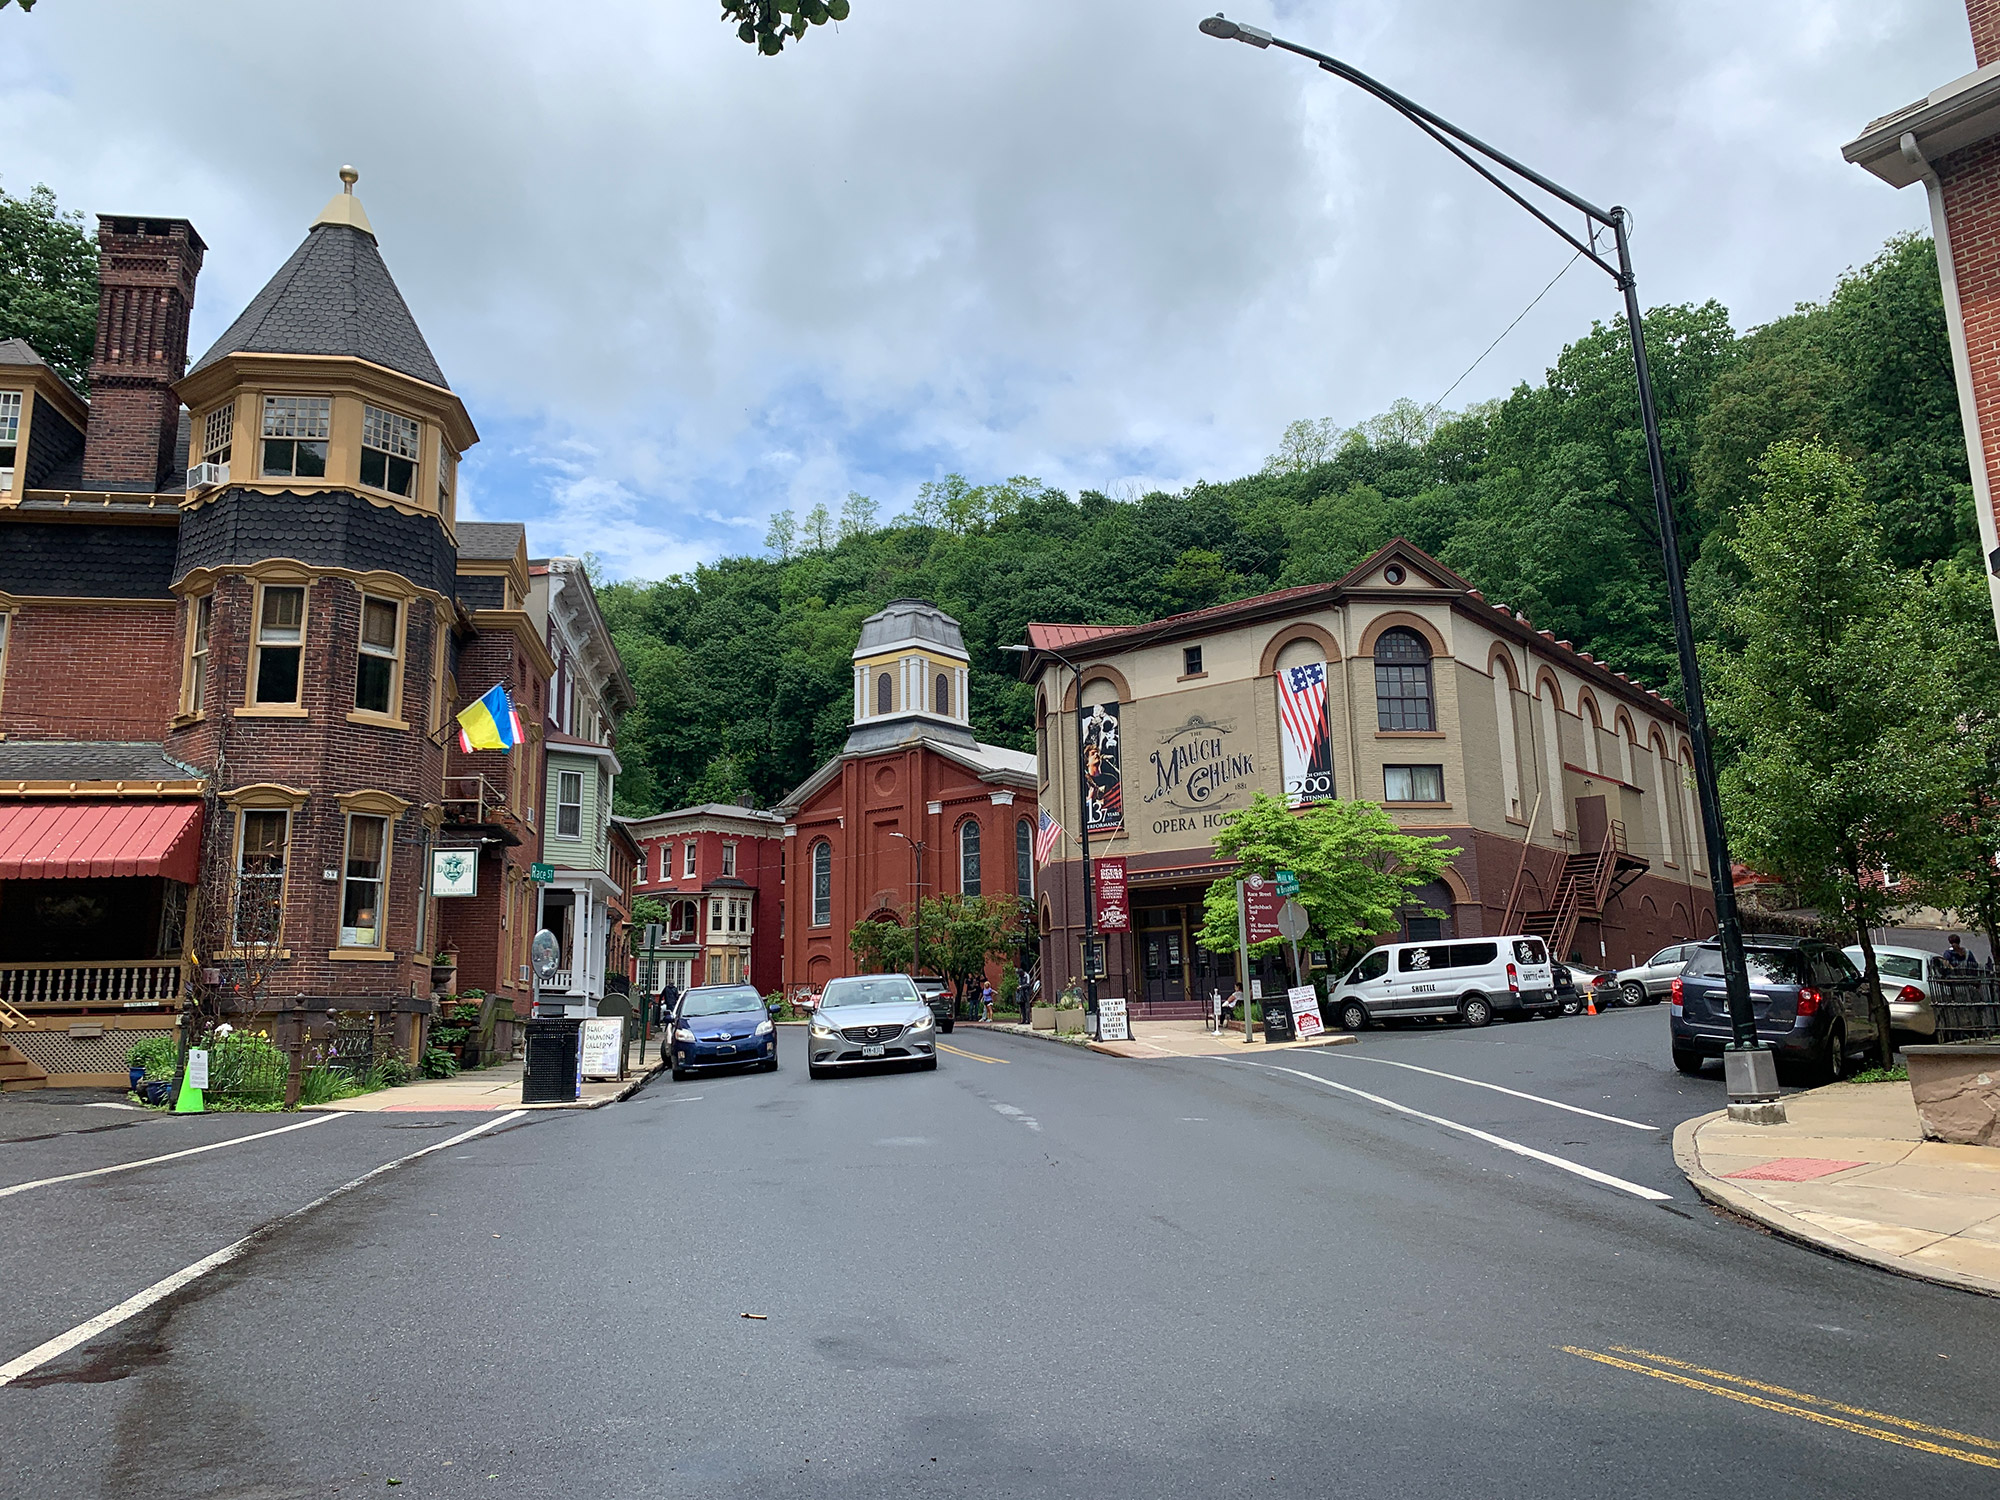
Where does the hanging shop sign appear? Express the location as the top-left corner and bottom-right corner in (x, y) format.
(431, 847), (479, 898)
(1095, 856), (1130, 931)
(1081, 700), (1125, 833)
(1277, 660), (1335, 808)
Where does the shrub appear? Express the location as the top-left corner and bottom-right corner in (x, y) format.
(204, 1029), (289, 1104)
(126, 1034), (178, 1078)
(431, 1026), (469, 1047)
(420, 1047), (459, 1079)
(296, 1062), (350, 1107)
(370, 1054), (414, 1088)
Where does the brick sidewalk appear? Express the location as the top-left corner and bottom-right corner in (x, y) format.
(1675, 1079), (2000, 1297)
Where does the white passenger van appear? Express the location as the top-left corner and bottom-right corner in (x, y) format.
(1328, 936), (1555, 1029)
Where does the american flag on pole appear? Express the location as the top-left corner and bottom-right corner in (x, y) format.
(1033, 807), (1065, 866)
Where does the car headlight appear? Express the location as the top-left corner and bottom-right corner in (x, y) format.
(907, 1011), (935, 1032)
(674, 1027), (696, 1042)
(755, 1019), (774, 1036)
(810, 1019), (837, 1039)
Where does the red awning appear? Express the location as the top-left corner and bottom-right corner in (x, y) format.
(0, 801), (203, 883)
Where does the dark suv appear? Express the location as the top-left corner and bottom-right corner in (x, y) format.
(1670, 936), (1881, 1084)
(913, 975), (954, 1033)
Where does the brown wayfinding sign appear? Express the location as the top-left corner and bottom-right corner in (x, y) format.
(1243, 873), (1284, 944)
(1095, 856), (1130, 931)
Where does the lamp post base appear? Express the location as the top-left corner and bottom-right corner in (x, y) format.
(1724, 1046), (1786, 1126)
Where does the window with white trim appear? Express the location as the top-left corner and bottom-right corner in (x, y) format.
(252, 585), (306, 705)
(355, 595), (400, 715)
(557, 771), (583, 839)
(361, 404), (420, 497)
(684, 841), (698, 878)
(722, 842), (737, 877)
(235, 809), (289, 945)
(710, 898), (724, 933)
(201, 403), (233, 467)
(339, 814), (389, 948)
(0, 390), (20, 493)
(184, 594), (213, 714)
(261, 395), (330, 478)
(1383, 764), (1444, 802)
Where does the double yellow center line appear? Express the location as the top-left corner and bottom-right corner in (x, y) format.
(1564, 1345), (2000, 1469)
(938, 1042), (1007, 1065)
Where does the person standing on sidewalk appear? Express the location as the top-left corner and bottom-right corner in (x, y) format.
(979, 980), (995, 1022)
(1943, 935), (1978, 972)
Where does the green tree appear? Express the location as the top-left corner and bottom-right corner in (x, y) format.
(763, 508), (797, 560)
(1706, 441), (1974, 1068)
(0, 182), (98, 390)
(848, 916), (913, 974)
(800, 501), (834, 552)
(838, 490), (877, 539)
(721, 0), (849, 55)
(916, 894), (1025, 1004)
(1195, 793), (1459, 968)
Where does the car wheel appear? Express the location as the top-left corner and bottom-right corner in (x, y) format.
(1460, 994), (1493, 1028)
(1338, 1000), (1368, 1031)
(1820, 1026), (1848, 1085)
(763, 1055), (779, 1072)
(1672, 1048), (1707, 1076)
(918, 1054), (939, 1071)
(808, 1061), (828, 1080)
(1621, 982), (1647, 1008)
(671, 1063), (688, 1082)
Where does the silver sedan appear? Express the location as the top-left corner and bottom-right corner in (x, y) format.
(807, 974), (940, 1079)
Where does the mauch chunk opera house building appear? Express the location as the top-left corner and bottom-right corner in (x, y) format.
(0, 174), (577, 1088)
(1016, 541), (1716, 1019)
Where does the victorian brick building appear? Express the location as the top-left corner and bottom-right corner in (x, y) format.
(622, 802), (785, 994)
(0, 173), (593, 1086)
(776, 600), (1038, 1000)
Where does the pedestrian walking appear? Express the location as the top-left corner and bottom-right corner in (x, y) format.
(979, 980), (995, 1022)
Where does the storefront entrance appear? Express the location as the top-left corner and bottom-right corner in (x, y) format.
(1132, 899), (1295, 1020)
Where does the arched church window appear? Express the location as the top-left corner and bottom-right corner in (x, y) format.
(936, 672), (949, 715)
(959, 819), (982, 896)
(876, 672), (893, 715)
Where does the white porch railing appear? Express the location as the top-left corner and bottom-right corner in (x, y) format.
(543, 969), (574, 992)
(0, 960), (187, 1008)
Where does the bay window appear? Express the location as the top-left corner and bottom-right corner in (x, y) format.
(253, 585), (306, 705)
(340, 814), (389, 948)
(261, 395), (330, 478)
(355, 595), (400, 715)
(361, 403), (420, 497)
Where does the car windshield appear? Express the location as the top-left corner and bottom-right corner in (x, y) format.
(1685, 946), (1811, 984)
(679, 985), (764, 1016)
(821, 975), (920, 1006)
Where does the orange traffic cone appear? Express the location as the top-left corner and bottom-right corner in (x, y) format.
(1585, 985), (1598, 1016)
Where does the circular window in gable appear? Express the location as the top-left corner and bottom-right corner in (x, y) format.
(1384, 564), (1407, 585)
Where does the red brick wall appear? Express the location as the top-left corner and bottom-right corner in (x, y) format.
(1, 602), (178, 739)
(1936, 134), (2000, 569)
(1971, 0), (2000, 68)
(82, 218), (203, 490)
(629, 823), (786, 991)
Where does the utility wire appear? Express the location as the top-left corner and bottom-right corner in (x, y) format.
(1423, 250), (1584, 424)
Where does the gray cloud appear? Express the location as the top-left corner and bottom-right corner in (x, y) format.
(1, 0), (1961, 577)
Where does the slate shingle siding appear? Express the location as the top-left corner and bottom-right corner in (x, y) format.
(24, 399), (85, 490)
(0, 740), (198, 782)
(0, 519), (179, 597)
(453, 574), (505, 610)
(174, 489), (455, 599)
(187, 223), (449, 389)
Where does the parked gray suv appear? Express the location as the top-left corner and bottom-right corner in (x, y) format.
(1615, 943), (1691, 1007)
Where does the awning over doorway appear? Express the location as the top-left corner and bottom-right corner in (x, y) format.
(0, 801), (203, 882)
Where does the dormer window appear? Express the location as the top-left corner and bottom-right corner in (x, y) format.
(261, 396), (330, 478)
(361, 404), (420, 497)
(201, 404), (233, 467)
(0, 390), (21, 492)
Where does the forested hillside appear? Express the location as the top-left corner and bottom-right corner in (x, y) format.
(598, 234), (1974, 817)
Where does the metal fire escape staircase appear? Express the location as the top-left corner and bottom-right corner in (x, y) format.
(1501, 820), (1649, 961)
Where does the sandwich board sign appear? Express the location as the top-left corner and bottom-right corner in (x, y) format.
(1097, 995), (1130, 1042)
(1287, 985), (1325, 1038)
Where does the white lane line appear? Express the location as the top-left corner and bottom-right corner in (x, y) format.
(1234, 1060), (1672, 1202)
(1323, 1054), (1658, 1131)
(0, 1114), (340, 1199)
(0, 1110), (525, 1388)
(991, 1103), (1042, 1133)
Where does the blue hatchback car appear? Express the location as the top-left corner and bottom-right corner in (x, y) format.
(668, 983), (779, 1081)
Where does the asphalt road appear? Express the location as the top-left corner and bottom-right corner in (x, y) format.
(3, 1007), (1998, 1499)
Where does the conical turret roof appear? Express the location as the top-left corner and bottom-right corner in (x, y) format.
(189, 173), (448, 389)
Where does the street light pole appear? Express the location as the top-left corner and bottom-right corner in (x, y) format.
(1196, 14), (1769, 1105)
(1005, 643), (1100, 1038)
(888, 830), (928, 979)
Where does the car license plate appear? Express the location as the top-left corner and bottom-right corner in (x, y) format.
(719, 1045), (735, 1055)
(862, 1044), (885, 1058)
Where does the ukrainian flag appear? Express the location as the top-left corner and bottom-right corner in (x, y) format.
(457, 683), (525, 753)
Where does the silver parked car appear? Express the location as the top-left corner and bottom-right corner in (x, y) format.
(807, 974), (940, 1079)
(1614, 943), (1692, 1007)
(1842, 945), (1940, 1039)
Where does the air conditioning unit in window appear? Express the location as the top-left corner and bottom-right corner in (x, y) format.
(185, 461), (230, 493)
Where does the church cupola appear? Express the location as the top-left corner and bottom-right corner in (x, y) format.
(847, 599), (973, 752)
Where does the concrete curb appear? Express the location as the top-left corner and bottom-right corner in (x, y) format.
(1672, 1110), (2000, 1300)
(960, 1021), (1359, 1058)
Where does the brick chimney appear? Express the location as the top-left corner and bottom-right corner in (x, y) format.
(80, 216), (205, 491)
(1972, 0), (2000, 69)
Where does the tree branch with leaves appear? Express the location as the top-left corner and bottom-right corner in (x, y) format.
(722, 0), (849, 55)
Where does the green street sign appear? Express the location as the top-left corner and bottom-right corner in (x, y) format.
(1275, 870), (1300, 896)
(530, 862), (555, 884)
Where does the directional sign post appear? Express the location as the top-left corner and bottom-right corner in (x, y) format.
(1275, 870), (1300, 897)
(1276, 898), (1311, 992)
(530, 862), (555, 885)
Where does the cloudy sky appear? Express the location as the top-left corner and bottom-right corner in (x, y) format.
(1, 1), (1970, 579)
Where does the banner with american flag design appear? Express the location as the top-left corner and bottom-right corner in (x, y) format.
(1277, 660), (1335, 807)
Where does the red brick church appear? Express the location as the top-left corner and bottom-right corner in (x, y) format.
(777, 600), (1037, 1000)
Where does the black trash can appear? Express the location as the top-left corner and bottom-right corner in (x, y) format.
(522, 1019), (582, 1104)
(1261, 991), (1296, 1043)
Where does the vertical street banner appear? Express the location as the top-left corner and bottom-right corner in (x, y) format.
(1277, 659), (1335, 807)
(1081, 700), (1124, 832)
(1095, 855), (1130, 931)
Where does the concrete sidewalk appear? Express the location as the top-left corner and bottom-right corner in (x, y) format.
(966, 1017), (1356, 1060)
(1676, 1079), (2000, 1298)
(308, 1055), (663, 1113)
